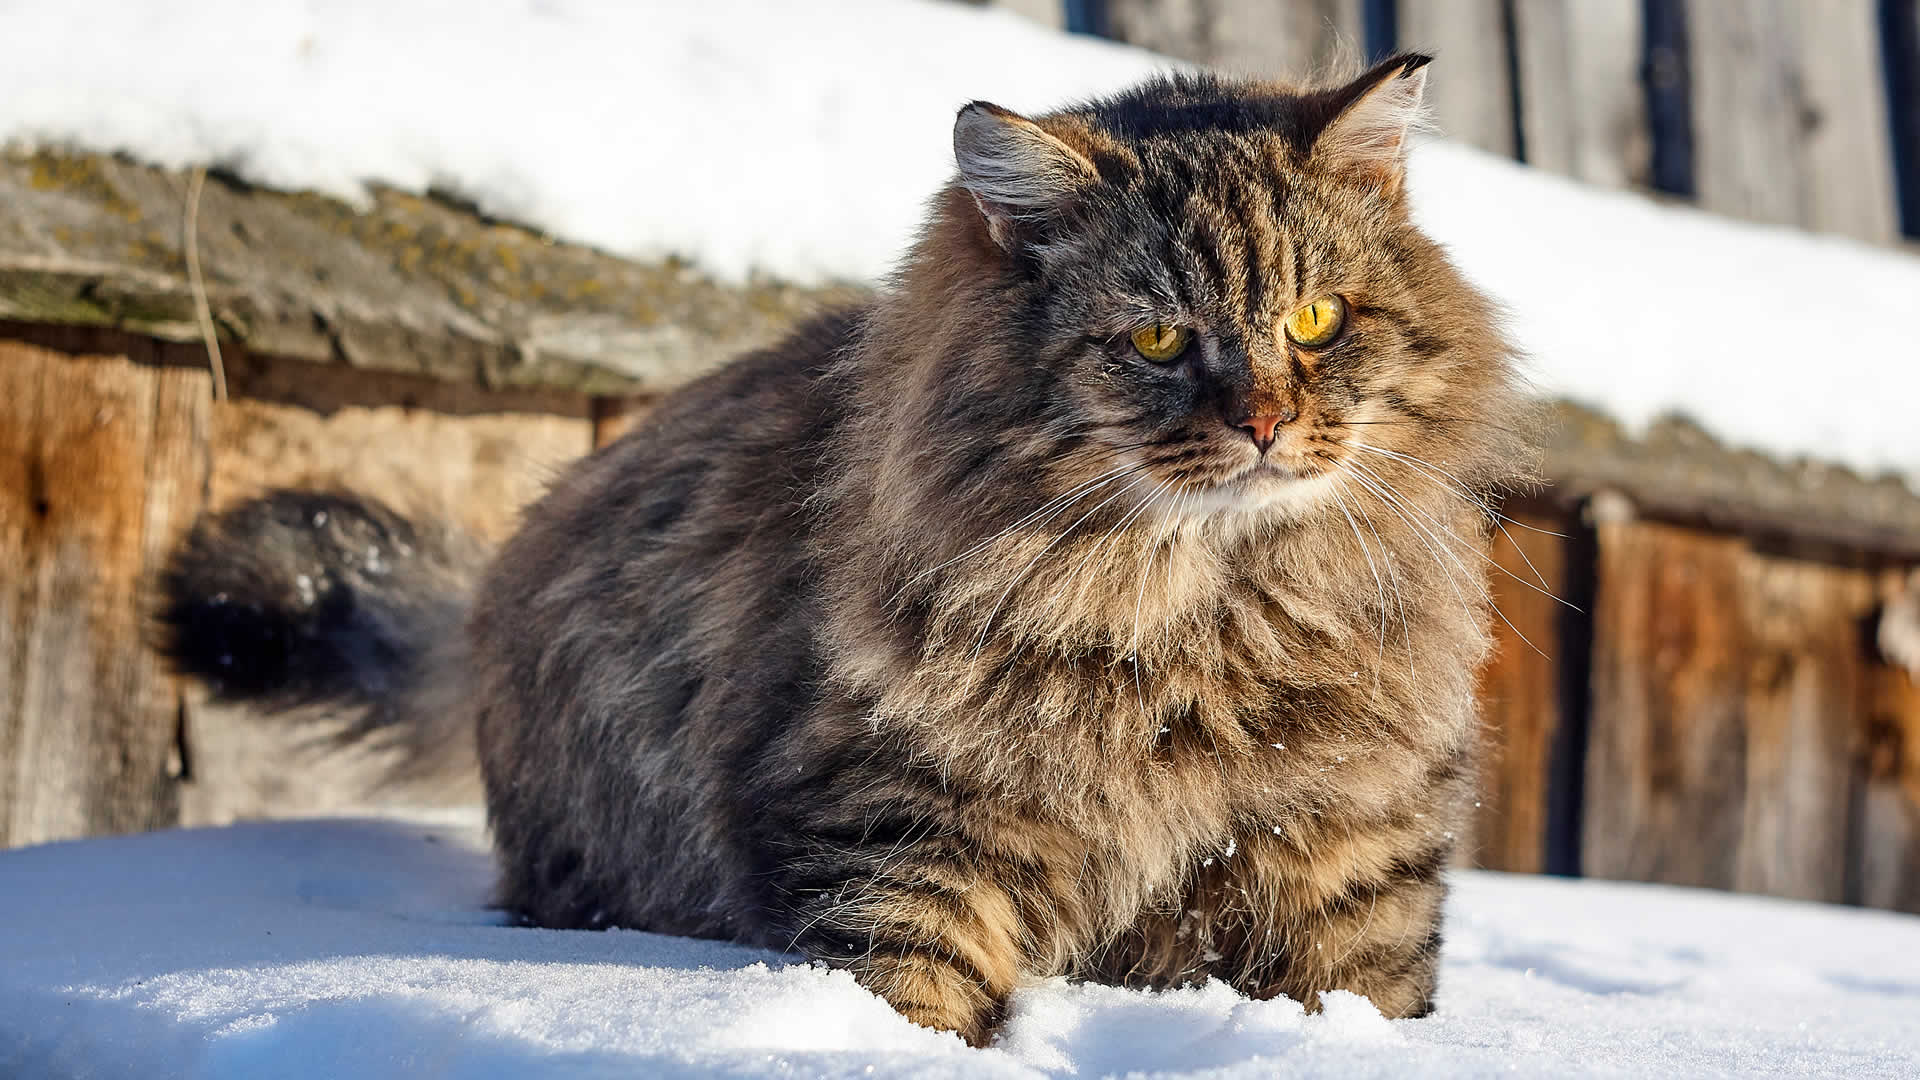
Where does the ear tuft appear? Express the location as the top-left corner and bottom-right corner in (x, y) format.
(954, 102), (1098, 251)
(1312, 53), (1432, 197)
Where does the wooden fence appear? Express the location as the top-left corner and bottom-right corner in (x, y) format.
(6, 320), (1917, 917)
(1037, 0), (1920, 247)
(1473, 493), (1920, 911)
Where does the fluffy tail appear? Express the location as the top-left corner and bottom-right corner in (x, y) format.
(156, 490), (487, 786)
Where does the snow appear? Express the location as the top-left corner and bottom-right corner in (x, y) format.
(3, 814), (1919, 1078)
(0, 0), (1167, 285)
(4, 0), (1918, 482)
(1406, 146), (1920, 485)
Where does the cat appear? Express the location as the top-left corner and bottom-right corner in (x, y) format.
(159, 53), (1537, 1046)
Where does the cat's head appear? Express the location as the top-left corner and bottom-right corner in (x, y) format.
(894, 55), (1529, 530)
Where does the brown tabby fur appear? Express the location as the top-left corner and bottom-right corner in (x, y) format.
(159, 54), (1537, 1046)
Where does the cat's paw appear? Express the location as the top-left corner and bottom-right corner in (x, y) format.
(861, 949), (1009, 1048)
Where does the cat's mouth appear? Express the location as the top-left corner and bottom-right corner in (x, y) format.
(1229, 440), (1347, 484)
(1167, 453), (1348, 518)
(1249, 458), (1321, 479)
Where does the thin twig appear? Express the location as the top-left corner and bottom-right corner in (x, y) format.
(184, 166), (227, 401)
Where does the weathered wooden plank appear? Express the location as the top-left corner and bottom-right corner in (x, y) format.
(121, 365), (213, 824)
(1862, 657), (1920, 913)
(7, 344), (158, 845)
(0, 342), (205, 847)
(1585, 504), (1894, 901)
(1687, 0), (1900, 243)
(1862, 571), (1920, 913)
(1396, 0), (1516, 156)
(1730, 551), (1874, 902)
(1511, 0), (1648, 187)
(1789, 0), (1901, 243)
(1473, 510), (1569, 873)
(1686, 0), (1809, 227)
(176, 388), (594, 827)
(1103, 0), (1365, 78)
(0, 343), (45, 839)
(1584, 513), (1749, 890)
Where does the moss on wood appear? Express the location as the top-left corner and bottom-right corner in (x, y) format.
(0, 149), (864, 394)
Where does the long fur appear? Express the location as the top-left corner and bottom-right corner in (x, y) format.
(158, 56), (1539, 1046)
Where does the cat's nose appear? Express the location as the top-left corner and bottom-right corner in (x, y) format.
(1237, 407), (1297, 454)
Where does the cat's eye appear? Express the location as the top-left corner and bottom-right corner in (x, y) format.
(1283, 296), (1346, 348)
(1130, 323), (1190, 363)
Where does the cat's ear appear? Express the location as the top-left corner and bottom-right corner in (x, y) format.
(954, 102), (1099, 252)
(1310, 53), (1431, 198)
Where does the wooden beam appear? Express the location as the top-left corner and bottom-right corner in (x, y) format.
(1103, 0), (1365, 77)
(0, 341), (209, 846)
(1511, 0), (1649, 187)
(0, 151), (853, 397)
(1397, 0), (1516, 157)
(1542, 404), (1920, 564)
(1584, 514), (1749, 890)
(1861, 596), (1920, 913)
(1584, 508), (1888, 903)
(1473, 509), (1571, 873)
(1686, 0), (1900, 243)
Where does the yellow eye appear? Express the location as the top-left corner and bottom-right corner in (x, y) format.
(1130, 323), (1190, 363)
(1283, 295), (1346, 348)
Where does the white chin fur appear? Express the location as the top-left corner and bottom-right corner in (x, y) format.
(1161, 466), (1344, 525)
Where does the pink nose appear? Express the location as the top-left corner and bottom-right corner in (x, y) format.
(1238, 408), (1296, 454)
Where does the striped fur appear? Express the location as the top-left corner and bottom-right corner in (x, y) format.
(158, 55), (1538, 1046)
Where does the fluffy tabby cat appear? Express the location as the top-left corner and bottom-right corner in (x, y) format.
(159, 54), (1536, 1045)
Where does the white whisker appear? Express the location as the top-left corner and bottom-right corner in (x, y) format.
(1054, 470), (1183, 615)
(1353, 440), (1555, 591)
(1130, 479), (1190, 717)
(1347, 449), (1576, 613)
(1352, 441), (1566, 539)
(1337, 476), (1417, 685)
(1328, 481), (1387, 701)
(969, 471), (1164, 662)
(1344, 466), (1487, 636)
(1346, 459), (1548, 660)
(892, 461), (1146, 602)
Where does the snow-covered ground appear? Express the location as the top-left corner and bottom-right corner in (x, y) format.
(4, 0), (1919, 481)
(3, 814), (1918, 1079)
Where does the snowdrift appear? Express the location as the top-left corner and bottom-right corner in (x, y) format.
(3, 815), (1918, 1078)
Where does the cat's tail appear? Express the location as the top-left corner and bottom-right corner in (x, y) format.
(155, 490), (488, 788)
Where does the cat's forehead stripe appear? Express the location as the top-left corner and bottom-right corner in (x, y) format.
(1114, 126), (1320, 322)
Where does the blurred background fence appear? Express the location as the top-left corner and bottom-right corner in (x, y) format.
(996, 0), (1920, 248)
